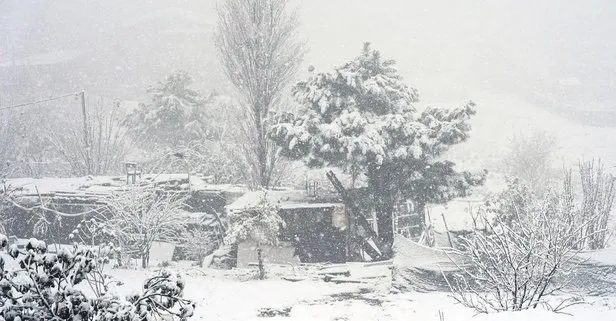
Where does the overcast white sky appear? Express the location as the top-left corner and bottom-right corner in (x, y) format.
(1, 0), (615, 111)
(294, 0), (616, 107)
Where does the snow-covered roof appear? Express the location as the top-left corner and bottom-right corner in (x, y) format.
(4, 174), (248, 197)
(226, 189), (342, 212)
(5, 176), (123, 196)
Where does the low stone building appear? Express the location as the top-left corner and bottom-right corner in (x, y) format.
(1, 174), (247, 251)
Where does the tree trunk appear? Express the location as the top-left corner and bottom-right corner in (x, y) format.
(257, 246), (265, 280)
(254, 104), (270, 188)
(117, 251), (123, 267)
(376, 203), (394, 257)
(368, 169), (397, 257)
(416, 201), (427, 232)
(141, 247), (150, 269)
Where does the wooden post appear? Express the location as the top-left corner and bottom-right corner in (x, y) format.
(257, 247), (265, 280)
(80, 91), (92, 175)
(326, 170), (384, 260)
(469, 202), (478, 231)
(391, 205), (396, 237)
(372, 210), (379, 236)
(441, 213), (454, 248)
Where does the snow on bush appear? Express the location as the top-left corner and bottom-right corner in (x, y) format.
(103, 186), (190, 268)
(576, 159), (615, 250)
(225, 192), (283, 279)
(0, 233), (194, 321)
(501, 130), (560, 195)
(446, 179), (601, 313)
(224, 193), (283, 247)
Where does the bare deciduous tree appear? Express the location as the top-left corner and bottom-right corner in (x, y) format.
(215, 0), (306, 188)
(502, 130), (559, 195)
(576, 159), (615, 250)
(446, 179), (605, 314)
(103, 186), (189, 268)
(49, 100), (133, 176)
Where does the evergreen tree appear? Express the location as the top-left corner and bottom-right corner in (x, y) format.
(270, 43), (486, 248)
(126, 70), (212, 148)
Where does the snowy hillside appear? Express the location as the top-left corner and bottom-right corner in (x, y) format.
(441, 92), (616, 173)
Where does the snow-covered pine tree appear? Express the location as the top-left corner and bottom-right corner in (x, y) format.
(126, 70), (213, 148)
(270, 43), (486, 250)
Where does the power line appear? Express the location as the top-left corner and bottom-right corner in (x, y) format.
(0, 92), (81, 111)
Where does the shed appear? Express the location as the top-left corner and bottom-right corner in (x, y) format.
(227, 190), (350, 268)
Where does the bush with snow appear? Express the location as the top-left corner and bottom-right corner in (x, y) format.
(446, 179), (602, 314)
(501, 130), (560, 195)
(103, 186), (190, 269)
(0, 233), (194, 321)
(225, 193), (283, 279)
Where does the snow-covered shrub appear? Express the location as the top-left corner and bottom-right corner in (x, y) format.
(103, 186), (189, 268)
(225, 193), (284, 279)
(0, 234), (194, 321)
(446, 179), (604, 313)
(576, 159), (615, 250)
(179, 228), (219, 267)
(501, 130), (560, 195)
(224, 196), (283, 246)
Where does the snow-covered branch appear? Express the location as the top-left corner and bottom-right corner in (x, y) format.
(103, 186), (190, 268)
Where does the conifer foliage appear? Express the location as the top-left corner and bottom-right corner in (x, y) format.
(126, 70), (211, 148)
(270, 43), (485, 246)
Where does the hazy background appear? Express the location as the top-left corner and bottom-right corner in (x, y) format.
(1, 0), (616, 171)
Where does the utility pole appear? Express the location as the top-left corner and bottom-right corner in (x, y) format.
(80, 91), (92, 175)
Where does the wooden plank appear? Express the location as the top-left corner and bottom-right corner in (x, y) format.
(327, 277), (366, 284)
(317, 263), (348, 270)
(441, 213), (454, 248)
(363, 259), (394, 267)
(326, 171), (385, 260)
(317, 270), (351, 277)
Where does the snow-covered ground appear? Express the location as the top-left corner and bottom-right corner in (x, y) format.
(105, 263), (616, 321)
